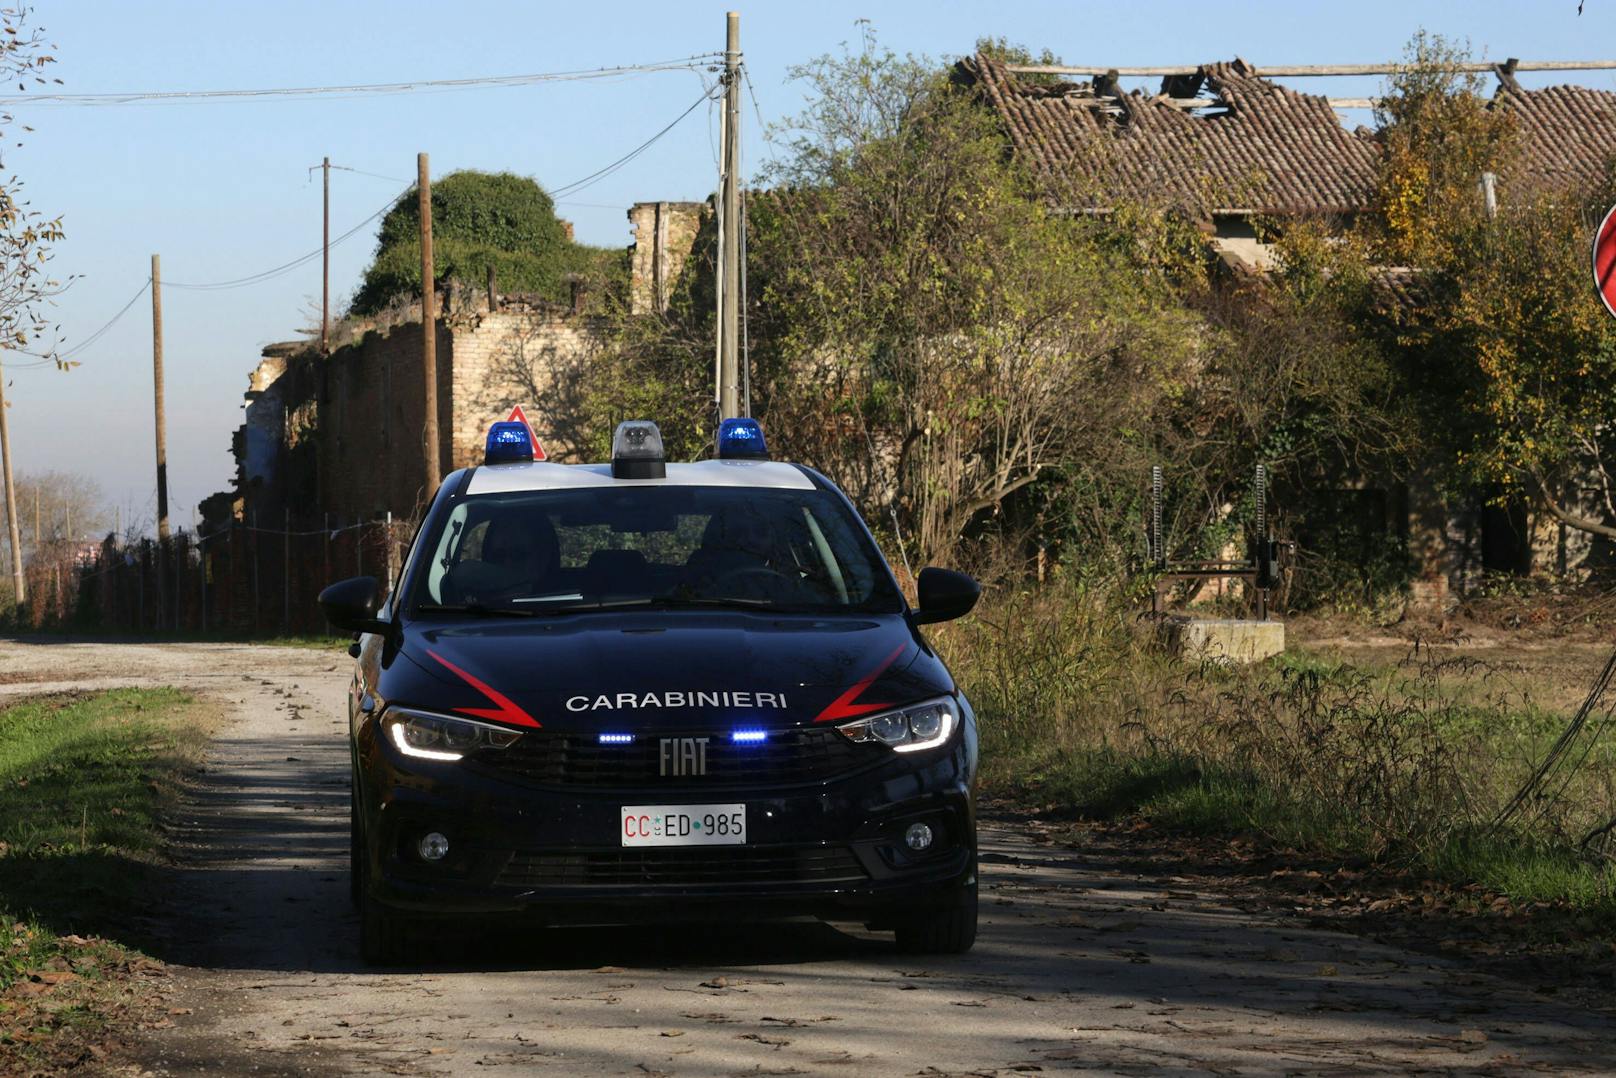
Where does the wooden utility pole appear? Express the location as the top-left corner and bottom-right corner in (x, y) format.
(321, 156), (330, 353)
(151, 254), (170, 542)
(151, 253), (170, 631)
(0, 353), (23, 604)
(717, 11), (743, 419)
(418, 152), (440, 493)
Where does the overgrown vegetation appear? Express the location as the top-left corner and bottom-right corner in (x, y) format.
(350, 170), (620, 316)
(0, 689), (213, 1072)
(938, 585), (1616, 914)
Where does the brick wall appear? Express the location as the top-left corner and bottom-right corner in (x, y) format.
(223, 302), (607, 528)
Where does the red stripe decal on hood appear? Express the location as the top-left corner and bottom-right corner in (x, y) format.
(427, 649), (541, 728)
(812, 644), (907, 723)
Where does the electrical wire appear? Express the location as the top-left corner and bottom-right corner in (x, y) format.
(309, 163), (410, 185)
(59, 278), (152, 358)
(548, 86), (718, 200)
(166, 188), (408, 291)
(1492, 642), (1616, 832)
(38, 78), (719, 366)
(0, 54), (724, 108)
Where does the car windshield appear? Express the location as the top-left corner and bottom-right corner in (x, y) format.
(409, 485), (904, 616)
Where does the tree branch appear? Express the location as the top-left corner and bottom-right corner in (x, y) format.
(1531, 468), (1616, 540)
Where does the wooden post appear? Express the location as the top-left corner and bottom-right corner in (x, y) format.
(0, 353), (21, 604)
(151, 255), (170, 542)
(251, 509), (261, 632)
(151, 254), (170, 630)
(321, 156), (331, 354)
(283, 508), (291, 632)
(718, 12), (742, 419)
(418, 153), (441, 495)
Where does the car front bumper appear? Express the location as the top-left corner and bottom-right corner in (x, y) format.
(357, 722), (978, 926)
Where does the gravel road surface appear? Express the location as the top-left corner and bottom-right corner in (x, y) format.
(2, 638), (1613, 1076)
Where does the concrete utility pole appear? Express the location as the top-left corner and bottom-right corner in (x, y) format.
(322, 156), (331, 353)
(0, 353), (23, 604)
(418, 152), (441, 494)
(717, 11), (743, 419)
(151, 254), (170, 542)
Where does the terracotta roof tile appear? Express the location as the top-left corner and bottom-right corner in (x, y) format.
(959, 55), (1616, 215)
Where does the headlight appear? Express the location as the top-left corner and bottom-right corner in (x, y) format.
(836, 696), (959, 753)
(383, 707), (523, 761)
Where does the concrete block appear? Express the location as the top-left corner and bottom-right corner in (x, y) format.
(1161, 616), (1284, 664)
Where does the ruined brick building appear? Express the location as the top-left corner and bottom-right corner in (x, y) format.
(201, 201), (706, 534)
(207, 54), (1616, 597)
(954, 54), (1616, 594)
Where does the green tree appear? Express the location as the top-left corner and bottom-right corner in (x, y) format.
(1372, 33), (1616, 544)
(350, 170), (610, 315)
(748, 34), (1201, 565)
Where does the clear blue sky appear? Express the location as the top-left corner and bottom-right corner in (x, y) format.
(11, 0), (1614, 533)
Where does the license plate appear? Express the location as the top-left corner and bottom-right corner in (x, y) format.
(621, 804), (746, 847)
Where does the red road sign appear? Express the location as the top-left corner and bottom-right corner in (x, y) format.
(1594, 202), (1616, 318)
(506, 404), (547, 460)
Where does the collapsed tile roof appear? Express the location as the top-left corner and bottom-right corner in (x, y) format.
(1498, 83), (1616, 190)
(956, 54), (1616, 216)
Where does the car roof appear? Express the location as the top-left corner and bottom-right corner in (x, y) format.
(464, 459), (817, 496)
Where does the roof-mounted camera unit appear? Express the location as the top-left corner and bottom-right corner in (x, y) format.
(611, 420), (666, 479)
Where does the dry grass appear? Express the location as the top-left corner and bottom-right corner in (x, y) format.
(936, 582), (1616, 913)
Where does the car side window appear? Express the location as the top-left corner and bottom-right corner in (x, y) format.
(425, 504), (469, 603)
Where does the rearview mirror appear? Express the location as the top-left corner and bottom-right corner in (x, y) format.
(318, 576), (388, 635)
(912, 567), (980, 625)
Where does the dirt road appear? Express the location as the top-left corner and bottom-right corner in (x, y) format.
(3, 638), (1614, 1075)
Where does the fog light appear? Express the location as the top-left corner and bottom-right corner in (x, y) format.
(904, 822), (934, 851)
(418, 832), (450, 862)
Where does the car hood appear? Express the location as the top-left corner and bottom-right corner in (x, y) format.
(383, 609), (952, 732)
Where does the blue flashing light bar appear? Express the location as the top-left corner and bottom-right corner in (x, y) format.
(730, 729), (769, 744)
(717, 417), (768, 460)
(597, 732), (636, 745)
(485, 421), (534, 465)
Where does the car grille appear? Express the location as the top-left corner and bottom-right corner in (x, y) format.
(498, 844), (868, 889)
(473, 727), (883, 788)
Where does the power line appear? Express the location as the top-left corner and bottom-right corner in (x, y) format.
(310, 163), (409, 185)
(37, 83), (720, 361)
(0, 54), (724, 108)
(166, 187), (408, 291)
(62, 277), (152, 357)
(549, 86), (718, 199)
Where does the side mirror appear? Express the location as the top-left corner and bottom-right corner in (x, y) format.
(318, 576), (388, 635)
(912, 567), (980, 625)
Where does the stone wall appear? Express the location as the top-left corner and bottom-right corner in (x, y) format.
(218, 298), (607, 529)
(628, 200), (706, 315)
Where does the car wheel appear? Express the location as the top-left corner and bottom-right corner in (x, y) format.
(349, 778), (362, 909)
(893, 873), (978, 955)
(360, 894), (408, 966)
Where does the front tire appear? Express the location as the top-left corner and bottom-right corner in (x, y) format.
(349, 779), (362, 909)
(894, 879), (978, 955)
(360, 894), (408, 965)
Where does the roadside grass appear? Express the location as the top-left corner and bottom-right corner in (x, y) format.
(938, 582), (1616, 919)
(0, 688), (215, 1072)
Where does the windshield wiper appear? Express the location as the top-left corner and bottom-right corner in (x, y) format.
(414, 602), (538, 618)
(646, 595), (806, 611)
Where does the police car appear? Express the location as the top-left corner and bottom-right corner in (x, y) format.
(320, 418), (982, 964)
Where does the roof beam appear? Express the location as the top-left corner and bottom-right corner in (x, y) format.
(1005, 59), (1616, 77)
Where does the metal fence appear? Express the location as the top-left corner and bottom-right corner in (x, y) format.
(35, 516), (412, 635)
